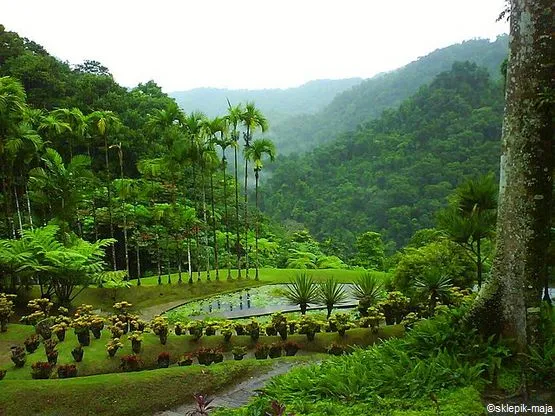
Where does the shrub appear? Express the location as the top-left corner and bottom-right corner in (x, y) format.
(232, 346), (247, 360)
(188, 320), (205, 341)
(51, 323), (67, 342)
(24, 334), (41, 353)
(178, 354), (194, 366)
(31, 361), (54, 379)
(120, 354), (143, 372)
(196, 348), (216, 366)
(245, 320), (260, 342)
(57, 364), (77, 378)
(157, 351), (171, 368)
(10, 346), (26, 368)
(268, 343), (282, 359)
(297, 315), (321, 341)
(151, 316), (169, 344)
(106, 338), (123, 357)
(254, 344), (269, 359)
(0, 293), (16, 332)
(352, 272), (384, 316)
(71, 345), (84, 362)
(377, 291), (410, 324)
(129, 331), (143, 353)
(282, 341), (301, 356)
(326, 343), (348, 356)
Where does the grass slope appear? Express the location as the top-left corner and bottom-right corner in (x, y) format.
(0, 323), (403, 379)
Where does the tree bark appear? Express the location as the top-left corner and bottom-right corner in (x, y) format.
(469, 0), (554, 353)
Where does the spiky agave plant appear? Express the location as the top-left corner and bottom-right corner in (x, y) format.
(284, 273), (319, 314)
(352, 272), (384, 316)
(414, 270), (453, 315)
(317, 277), (347, 318)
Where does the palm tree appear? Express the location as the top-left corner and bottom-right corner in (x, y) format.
(244, 138), (275, 280)
(284, 273), (319, 314)
(28, 148), (93, 229)
(318, 277), (348, 318)
(110, 143), (130, 279)
(51, 108), (87, 161)
(183, 111), (207, 282)
(352, 272), (384, 316)
(414, 271), (453, 315)
(226, 101), (243, 279)
(239, 102), (268, 279)
(213, 125), (234, 280)
(0, 76), (28, 237)
(87, 110), (122, 270)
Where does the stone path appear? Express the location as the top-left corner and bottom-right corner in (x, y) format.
(153, 361), (297, 416)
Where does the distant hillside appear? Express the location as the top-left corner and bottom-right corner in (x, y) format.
(170, 78), (363, 123)
(260, 62), (504, 255)
(272, 36), (508, 155)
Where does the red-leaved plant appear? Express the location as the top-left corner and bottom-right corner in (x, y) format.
(187, 393), (214, 415)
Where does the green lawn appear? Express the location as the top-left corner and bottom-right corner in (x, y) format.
(15, 268), (388, 314)
(0, 323), (403, 380)
(0, 356), (311, 416)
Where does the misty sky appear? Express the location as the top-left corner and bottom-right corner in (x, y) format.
(3, 0), (509, 92)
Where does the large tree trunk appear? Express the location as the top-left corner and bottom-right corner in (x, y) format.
(469, 0), (554, 353)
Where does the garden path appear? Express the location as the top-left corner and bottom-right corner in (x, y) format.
(153, 361), (297, 415)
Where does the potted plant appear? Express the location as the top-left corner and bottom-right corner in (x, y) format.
(72, 317), (91, 346)
(187, 321), (205, 341)
(220, 322), (234, 342)
(254, 343), (269, 359)
(234, 322), (245, 335)
(71, 345), (84, 362)
(0, 293), (16, 332)
(35, 317), (55, 340)
(332, 313), (353, 337)
(268, 343), (282, 359)
(43, 339), (57, 355)
(157, 351), (171, 368)
(106, 338), (123, 358)
(128, 331), (143, 354)
(205, 322), (218, 336)
(24, 334), (41, 353)
(109, 322), (124, 339)
(401, 312), (420, 331)
(271, 313), (288, 340)
(57, 364), (78, 378)
(47, 349), (58, 365)
(31, 361), (54, 379)
(10, 346), (26, 368)
(178, 354), (194, 366)
(265, 324), (277, 336)
(365, 307), (385, 333)
(297, 316), (319, 341)
(245, 320), (260, 342)
(283, 341), (300, 356)
(213, 348), (224, 363)
(130, 319), (147, 332)
(0, 369), (6, 380)
(288, 320), (297, 334)
(232, 346), (247, 360)
(326, 343), (348, 356)
(51, 323), (67, 342)
(90, 317), (105, 339)
(120, 354), (143, 372)
(151, 316), (169, 345)
(174, 322), (185, 336)
(196, 348), (215, 366)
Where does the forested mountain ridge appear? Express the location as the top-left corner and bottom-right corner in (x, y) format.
(260, 62), (505, 256)
(170, 78), (363, 122)
(271, 36), (508, 154)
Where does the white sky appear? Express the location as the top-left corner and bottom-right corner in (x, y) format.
(2, 0), (509, 92)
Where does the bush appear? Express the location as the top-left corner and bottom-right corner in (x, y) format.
(31, 361), (54, 379)
(254, 344), (269, 360)
(120, 354), (143, 372)
(57, 364), (78, 378)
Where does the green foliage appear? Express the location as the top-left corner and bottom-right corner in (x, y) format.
(353, 231), (385, 270)
(317, 277), (347, 318)
(352, 272), (384, 315)
(393, 239), (475, 296)
(262, 62), (505, 252)
(284, 273), (319, 314)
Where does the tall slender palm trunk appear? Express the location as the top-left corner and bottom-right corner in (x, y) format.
(24, 183), (33, 231)
(13, 184), (23, 235)
(187, 237), (193, 284)
(243, 128), (251, 279)
(222, 150), (232, 280)
(210, 172), (219, 280)
(202, 174), (210, 281)
(117, 148), (130, 279)
(104, 136), (116, 270)
(233, 141), (242, 279)
(254, 169), (260, 281)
